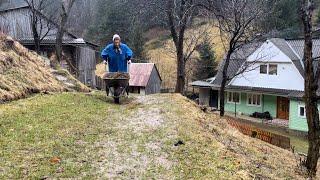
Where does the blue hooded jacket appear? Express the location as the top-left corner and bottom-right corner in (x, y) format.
(101, 43), (133, 72)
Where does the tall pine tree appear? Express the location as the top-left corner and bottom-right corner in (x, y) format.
(193, 36), (217, 80)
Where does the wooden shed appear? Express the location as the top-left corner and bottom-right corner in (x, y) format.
(129, 63), (162, 95)
(0, 0), (98, 87)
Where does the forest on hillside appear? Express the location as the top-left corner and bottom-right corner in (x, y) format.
(67, 0), (320, 53)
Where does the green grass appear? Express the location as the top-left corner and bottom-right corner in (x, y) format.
(0, 92), (309, 179)
(0, 92), (126, 179)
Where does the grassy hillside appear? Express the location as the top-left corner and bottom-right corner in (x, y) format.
(145, 24), (225, 89)
(0, 92), (316, 179)
(0, 34), (89, 102)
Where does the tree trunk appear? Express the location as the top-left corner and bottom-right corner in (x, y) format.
(304, 28), (320, 176)
(55, 22), (65, 62)
(56, 1), (73, 63)
(175, 36), (186, 94)
(31, 14), (40, 53)
(301, 0), (320, 176)
(175, 51), (186, 94)
(219, 52), (232, 117)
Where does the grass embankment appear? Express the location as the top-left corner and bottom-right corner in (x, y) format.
(0, 35), (64, 102)
(0, 34), (90, 103)
(0, 92), (315, 179)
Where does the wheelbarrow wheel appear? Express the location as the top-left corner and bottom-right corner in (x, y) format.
(114, 97), (120, 104)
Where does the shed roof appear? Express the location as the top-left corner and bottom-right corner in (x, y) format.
(129, 63), (161, 87)
(0, 0), (27, 12)
(18, 36), (87, 45)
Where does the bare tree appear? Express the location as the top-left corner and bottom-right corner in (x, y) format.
(165, 0), (199, 94)
(24, 0), (55, 53)
(55, 0), (76, 62)
(300, 0), (320, 176)
(208, 0), (269, 116)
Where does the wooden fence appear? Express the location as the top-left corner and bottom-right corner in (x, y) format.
(227, 120), (291, 149)
(95, 76), (106, 90)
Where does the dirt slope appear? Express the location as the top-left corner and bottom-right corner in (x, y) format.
(0, 34), (89, 102)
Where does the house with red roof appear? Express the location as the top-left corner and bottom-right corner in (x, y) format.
(129, 63), (162, 95)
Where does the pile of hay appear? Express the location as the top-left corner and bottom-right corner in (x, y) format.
(0, 34), (89, 102)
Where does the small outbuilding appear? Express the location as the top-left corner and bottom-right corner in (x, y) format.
(129, 63), (162, 95)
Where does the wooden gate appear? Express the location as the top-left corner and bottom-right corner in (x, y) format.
(95, 76), (106, 90)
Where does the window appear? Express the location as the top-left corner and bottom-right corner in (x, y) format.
(227, 92), (240, 104)
(247, 94), (261, 106)
(259, 64), (278, 75)
(298, 105), (306, 118)
(260, 65), (268, 74)
(269, 64), (278, 75)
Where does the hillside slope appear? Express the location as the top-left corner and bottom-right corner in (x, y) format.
(145, 25), (225, 89)
(0, 34), (89, 102)
(0, 92), (316, 179)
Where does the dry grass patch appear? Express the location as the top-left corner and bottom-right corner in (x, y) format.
(0, 34), (90, 102)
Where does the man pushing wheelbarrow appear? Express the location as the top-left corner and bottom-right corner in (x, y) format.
(101, 34), (133, 104)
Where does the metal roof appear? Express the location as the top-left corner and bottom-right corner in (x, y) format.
(212, 59), (247, 86)
(227, 85), (303, 97)
(287, 39), (320, 59)
(129, 63), (161, 87)
(18, 36), (87, 45)
(270, 38), (300, 60)
(0, 0), (28, 12)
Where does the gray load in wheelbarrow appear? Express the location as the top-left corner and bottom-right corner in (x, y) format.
(103, 72), (130, 104)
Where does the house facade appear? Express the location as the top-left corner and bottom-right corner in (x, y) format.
(191, 38), (320, 132)
(0, 0), (98, 87)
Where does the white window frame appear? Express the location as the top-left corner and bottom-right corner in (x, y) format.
(298, 105), (306, 118)
(268, 64), (278, 75)
(247, 93), (262, 107)
(227, 92), (241, 104)
(259, 64), (278, 76)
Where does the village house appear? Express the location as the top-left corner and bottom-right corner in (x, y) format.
(191, 38), (320, 132)
(0, 0), (98, 87)
(129, 63), (162, 95)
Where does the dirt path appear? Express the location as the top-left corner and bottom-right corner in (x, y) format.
(93, 96), (177, 179)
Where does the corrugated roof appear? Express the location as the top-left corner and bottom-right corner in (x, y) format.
(270, 38), (300, 60)
(18, 36), (87, 45)
(212, 59), (247, 86)
(0, 0), (27, 12)
(287, 39), (320, 59)
(129, 63), (160, 87)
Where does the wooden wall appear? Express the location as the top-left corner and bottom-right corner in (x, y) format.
(0, 7), (60, 39)
(0, 8), (32, 38)
(145, 67), (161, 95)
(76, 46), (96, 88)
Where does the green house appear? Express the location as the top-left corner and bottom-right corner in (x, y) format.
(191, 38), (320, 132)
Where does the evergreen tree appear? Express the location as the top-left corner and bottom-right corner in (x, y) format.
(85, 0), (147, 59)
(261, 0), (302, 38)
(193, 37), (217, 80)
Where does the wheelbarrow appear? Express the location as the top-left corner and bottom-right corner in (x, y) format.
(103, 72), (130, 104)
